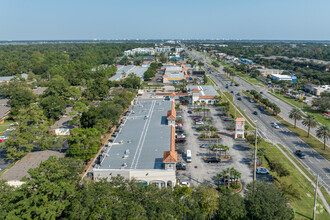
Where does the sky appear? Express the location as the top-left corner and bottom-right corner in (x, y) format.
(1, 0), (330, 41)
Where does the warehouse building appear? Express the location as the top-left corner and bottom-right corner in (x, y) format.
(93, 99), (177, 188)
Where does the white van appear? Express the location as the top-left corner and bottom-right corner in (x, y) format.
(186, 150), (192, 163)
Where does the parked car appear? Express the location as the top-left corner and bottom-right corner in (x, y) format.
(253, 111), (258, 115)
(200, 144), (210, 148)
(205, 157), (221, 163)
(187, 110), (193, 114)
(175, 138), (186, 143)
(236, 92), (240, 96)
(225, 84), (229, 88)
(230, 91), (234, 93)
(223, 118), (232, 121)
(246, 90), (250, 92)
(176, 134), (186, 139)
(235, 83), (240, 86)
(295, 150), (306, 159)
(237, 97), (242, 101)
(259, 106), (264, 111)
(249, 99), (255, 103)
(195, 121), (204, 125)
(193, 117), (202, 121)
(260, 91), (263, 94)
(181, 181), (190, 187)
(176, 162), (187, 170)
(271, 122), (280, 129)
(256, 168), (270, 174)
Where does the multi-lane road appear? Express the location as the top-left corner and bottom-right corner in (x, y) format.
(187, 49), (330, 192)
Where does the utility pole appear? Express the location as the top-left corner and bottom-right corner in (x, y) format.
(313, 175), (319, 220)
(253, 125), (258, 182)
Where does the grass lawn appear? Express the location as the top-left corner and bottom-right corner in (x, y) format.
(272, 91), (330, 127)
(275, 115), (329, 160)
(0, 120), (12, 136)
(257, 140), (329, 219)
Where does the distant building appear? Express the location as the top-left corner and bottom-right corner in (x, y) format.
(257, 69), (284, 76)
(0, 73), (28, 83)
(270, 74), (297, 83)
(49, 107), (76, 136)
(0, 99), (11, 124)
(162, 64), (189, 83)
(155, 85), (220, 105)
(124, 48), (155, 56)
(305, 84), (330, 96)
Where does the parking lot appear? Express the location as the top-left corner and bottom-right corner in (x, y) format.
(175, 105), (256, 191)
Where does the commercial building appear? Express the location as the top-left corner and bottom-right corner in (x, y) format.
(305, 84), (330, 96)
(188, 85), (220, 104)
(270, 74), (297, 83)
(162, 64), (189, 83)
(257, 69), (284, 76)
(93, 99), (177, 188)
(155, 85), (220, 105)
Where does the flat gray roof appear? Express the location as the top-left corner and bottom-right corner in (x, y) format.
(110, 65), (136, 81)
(132, 66), (149, 79)
(99, 99), (171, 170)
(187, 85), (219, 96)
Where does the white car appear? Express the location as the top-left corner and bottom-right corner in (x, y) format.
(271, 122), (280, 129)
(195, 121), (204, 125)
(256, 168), (270, 174)
(181, 181), (190, 187)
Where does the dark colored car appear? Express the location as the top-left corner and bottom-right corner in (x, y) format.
(205, 157), (221, 163)
(235, 83), (239, 86)
(225, 84), (229, 88)
(246, 90), (250, 92)
(224, 118), (232, 121)
(295, 150), (306, 159)
(175, 138), (186, 143)
(176, 162), (187, 170)
(253, 111), (258, 115)
(237, 97), (242, 101)
(188, 111), (193, 114)
(230, 91), (234, 93)
(260, 91), (263, 94)
(259, 106), (264, 111)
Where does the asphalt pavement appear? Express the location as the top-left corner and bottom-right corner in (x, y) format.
(187, 49), (330, 192)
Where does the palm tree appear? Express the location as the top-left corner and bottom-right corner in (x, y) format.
(302, 114), (318, 138)
(229, 167), (236, 184)
(289, 108), (303, 128)
(214, 173), (222, 189)
(208, 145), (213, 158)
(222, 145), (230, 158)
(233, 170), (241, 184)
(220, 168), (229, 187)
(210, 126), (217, 137)
(316, 125), (330, 150)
